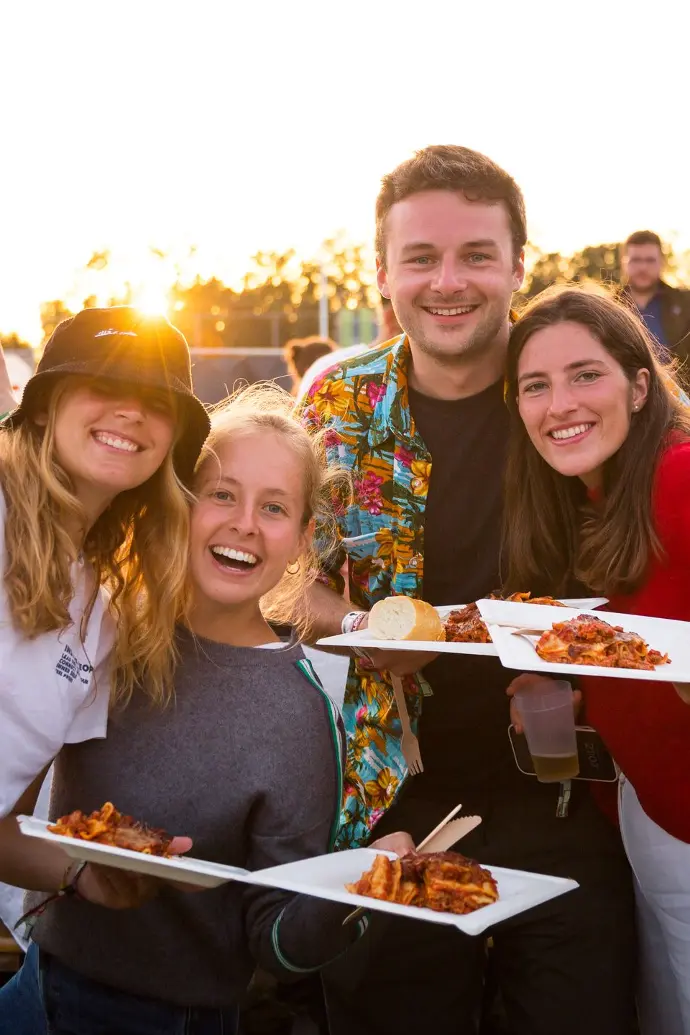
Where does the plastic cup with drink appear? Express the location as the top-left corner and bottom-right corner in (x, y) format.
(513, 679), (579, 782)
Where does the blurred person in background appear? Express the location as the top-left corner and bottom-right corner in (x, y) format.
(620, 231), (690, 370)
(283, 336), (336, 396)
(0, 342), (28, 414)
(374, 293), (403, 345)
(297, 296), (402, 397)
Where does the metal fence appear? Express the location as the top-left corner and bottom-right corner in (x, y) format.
(7, 347), (293, 408)
(189, 348), (291, 405)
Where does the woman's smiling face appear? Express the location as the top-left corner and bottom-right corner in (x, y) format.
(516, 320), (649, 489)
(189, 429), (309, 614)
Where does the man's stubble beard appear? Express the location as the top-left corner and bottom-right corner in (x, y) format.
(410, 304), (508, 366)
(630, 278), (659, 293)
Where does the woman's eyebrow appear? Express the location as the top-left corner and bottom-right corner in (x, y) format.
(518, 359), (606, 383)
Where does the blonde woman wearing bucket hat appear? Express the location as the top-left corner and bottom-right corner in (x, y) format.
(0, 384), (414, 1035)
(0, 306), (210, 914)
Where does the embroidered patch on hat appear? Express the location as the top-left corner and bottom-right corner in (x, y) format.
(94, 329), (138, 337)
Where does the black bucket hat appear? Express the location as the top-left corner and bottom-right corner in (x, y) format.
(3, 306), (210, 481)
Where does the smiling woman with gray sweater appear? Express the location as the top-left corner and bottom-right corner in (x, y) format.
(0, 387), (410, 1035)
(30, 631), (364, 1020)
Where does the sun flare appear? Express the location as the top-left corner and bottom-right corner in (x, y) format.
(130, 284), (172, 318)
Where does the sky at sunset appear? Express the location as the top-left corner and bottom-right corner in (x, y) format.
(2, 0), (689, 342)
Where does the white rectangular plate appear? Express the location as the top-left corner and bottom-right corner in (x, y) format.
(316, 600), (607, 656)
(248, 847), (578, 935)
(317, 604), (496, 655)
(557, 597), (608, 609)
(17, 816), (251, 889)
(476, 600), (690, 682)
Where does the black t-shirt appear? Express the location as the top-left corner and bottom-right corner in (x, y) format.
(409, 379), (523, 793)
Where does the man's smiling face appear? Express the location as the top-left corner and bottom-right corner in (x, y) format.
(378, 189), (524, 365)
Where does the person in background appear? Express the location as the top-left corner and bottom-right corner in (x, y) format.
(298, 296), (403, 399)
(283, 335), (336, 395)
(299, 144), (636, 1035)
(504, 285), (690, 1035)
(0, 384), (410, 1035)
(375, 293), (403, 345)
(0, 341), (30, 413)
(620, 230), (690, 369)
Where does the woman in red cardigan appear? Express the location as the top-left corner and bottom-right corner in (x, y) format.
(503, 286), (690, 1035)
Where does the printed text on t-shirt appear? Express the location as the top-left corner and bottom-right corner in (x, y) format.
(55, 644), (94, 685)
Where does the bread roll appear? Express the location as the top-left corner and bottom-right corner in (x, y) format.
(368, 597), (446, 642)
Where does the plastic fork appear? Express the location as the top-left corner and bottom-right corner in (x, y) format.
(509, 628), (543, 649)
(391, 674), (423, 776)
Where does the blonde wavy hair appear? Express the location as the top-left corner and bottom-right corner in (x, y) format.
(192, 382), (347, 638)
(0, 378), (191, 708)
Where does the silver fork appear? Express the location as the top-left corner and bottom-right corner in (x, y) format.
(390, 674), (423, 776)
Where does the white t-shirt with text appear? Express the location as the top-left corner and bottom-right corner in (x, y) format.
(0, 490), (114, 818)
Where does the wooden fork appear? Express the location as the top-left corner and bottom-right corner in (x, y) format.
(342, 805), (483, 925)
(390, 674), (423, 776)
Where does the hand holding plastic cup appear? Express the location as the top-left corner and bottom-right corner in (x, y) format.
(513, 679), (579, 783)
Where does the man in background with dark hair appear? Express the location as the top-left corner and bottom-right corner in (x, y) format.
(621, 230), (690, 368)
(301, 145), (636, 1035)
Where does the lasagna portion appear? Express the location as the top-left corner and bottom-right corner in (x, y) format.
(445, 592), (565, 644)
(346, 850), (498, 916)
(535, 615), (670, 671)
(48, 802), (173, 856)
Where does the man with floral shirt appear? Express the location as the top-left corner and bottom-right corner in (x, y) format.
(299, 146), (637, 1035)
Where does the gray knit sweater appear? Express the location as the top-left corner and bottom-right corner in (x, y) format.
(30, 627), (364, 1007)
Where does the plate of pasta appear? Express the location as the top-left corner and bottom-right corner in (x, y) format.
(247, 847), (578, 935)
(476, 600), (690, 682)
(17, 806), (251, 888)
(316, 593), (608, 656)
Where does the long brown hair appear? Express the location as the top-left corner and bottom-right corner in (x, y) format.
(503, 286), (690, 596)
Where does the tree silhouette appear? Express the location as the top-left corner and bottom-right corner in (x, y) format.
(170, 236), (379, 348)
(0, 332), (32, 350)
(524, 243), (622, 297)
(40, 300), (74, 344)
(524, 242), (690, 299)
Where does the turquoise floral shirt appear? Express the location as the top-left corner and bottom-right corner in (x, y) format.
(300, 335), (432, 849)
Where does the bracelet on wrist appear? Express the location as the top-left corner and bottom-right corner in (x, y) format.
(14, 860), (88, 937)
(341, 610), (368, 635)
(60, 860), (87, 895)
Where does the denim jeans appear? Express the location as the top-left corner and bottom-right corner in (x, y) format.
(0, 941), (47, 1035)
(38, 948), (239, 1035)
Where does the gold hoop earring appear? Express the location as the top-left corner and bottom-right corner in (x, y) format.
(286, 561), (300, 575)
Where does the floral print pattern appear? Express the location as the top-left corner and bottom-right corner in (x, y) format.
(299, 335), (432, 850)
